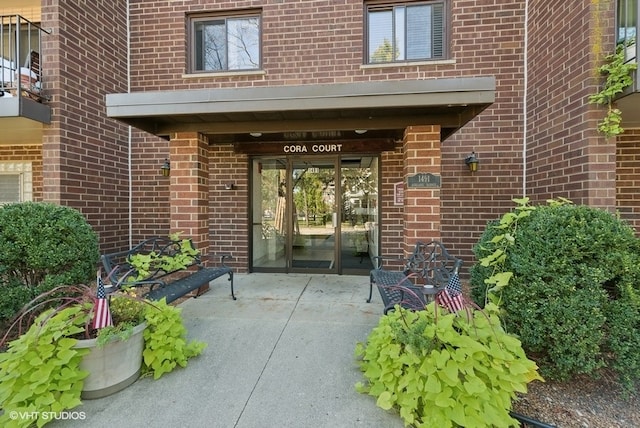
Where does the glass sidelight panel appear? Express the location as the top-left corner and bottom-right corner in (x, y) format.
(340, 157), (378, 273)
(291, 159), (337, 271)
(251, 159), (287, 269)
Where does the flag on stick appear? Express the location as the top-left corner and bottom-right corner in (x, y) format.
(436, 273), (465, 313)
(92, 269), (113, 329)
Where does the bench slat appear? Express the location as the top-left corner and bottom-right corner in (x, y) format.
(101, 237), (236, 303)
(371, 270), (429, 314)
(145, 267), (233, 304)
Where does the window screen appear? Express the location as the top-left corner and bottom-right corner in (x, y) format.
(0, 174), (21, 204)
(367, 1), (446, 64)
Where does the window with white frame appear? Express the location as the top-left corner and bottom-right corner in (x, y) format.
(190, 11), (261, 72)
(0, 162), (32, 205)
(366, 1), (447, 64)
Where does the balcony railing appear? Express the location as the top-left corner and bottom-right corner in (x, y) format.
(0, 14), (49, 102)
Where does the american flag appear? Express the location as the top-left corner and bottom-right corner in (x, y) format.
(436, 273), (465, 313)
(92, 270), (113, 329)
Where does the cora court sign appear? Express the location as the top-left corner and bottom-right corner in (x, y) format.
(283, 143), (343, 153)
(234, 140), (396, 156)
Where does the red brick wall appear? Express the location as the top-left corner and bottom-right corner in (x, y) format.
(131, 131), (171, 242)
(169, 132), (210, 249)
(403, 126), (441, 250)
(126, 0), (528, 270)
(41, 0), (131, 253)
(209, 144), (249, 271)
(375, 126), (443, 265)
(440, 1), (526, 267)
(0, 145), (43, 200)
(127, 0), (365, 90)
(526, 0), (616, 208)
(617, 129), (640, 235)
(380, 143), (404, 262)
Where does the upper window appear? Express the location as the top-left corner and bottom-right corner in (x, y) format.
(617, 0), (637, 41)
(366, 1), (446, 64)
(190, 12), (261, 73)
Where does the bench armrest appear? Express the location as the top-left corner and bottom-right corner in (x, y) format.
(203, 253), (233, 267)
(371, 255), (404, 270)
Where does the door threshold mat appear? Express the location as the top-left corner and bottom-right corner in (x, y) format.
(292, 260), (332, 268)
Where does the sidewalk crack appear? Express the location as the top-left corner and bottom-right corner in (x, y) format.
(233, 276), (312, 427)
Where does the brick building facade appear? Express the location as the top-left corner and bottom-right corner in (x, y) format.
(1, 0), (638, 278)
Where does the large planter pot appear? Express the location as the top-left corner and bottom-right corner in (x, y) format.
(75, 322), (146, 399)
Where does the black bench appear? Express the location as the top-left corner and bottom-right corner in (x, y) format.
(101, 236), (235, 303)
(368, 240), (462, 314)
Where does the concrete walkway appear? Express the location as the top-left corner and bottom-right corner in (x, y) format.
(54, 273), (404, 428)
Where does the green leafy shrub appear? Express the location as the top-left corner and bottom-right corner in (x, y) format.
(142, 298), (206, 379)
(0, 279), (36, 325)
(603, 256), (640, 389)
(471, 199), (640, 388)
(355, 303), (541, 428)
(0, 306), (91, 428)
(588, 40), (638, 137)
(0, 286), (205, 427)
(125, 233), (199, 283)
(0, 202), (99, 325)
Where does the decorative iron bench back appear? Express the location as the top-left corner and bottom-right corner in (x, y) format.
(403, 241), (463, 288)
(101, 237), (201, 286)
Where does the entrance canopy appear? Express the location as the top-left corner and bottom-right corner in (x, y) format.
(106, 77), (495, 142)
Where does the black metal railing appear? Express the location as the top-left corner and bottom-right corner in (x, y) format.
(0, 15), (49, 101)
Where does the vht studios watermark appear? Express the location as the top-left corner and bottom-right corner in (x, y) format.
(9, 410), (86, 421)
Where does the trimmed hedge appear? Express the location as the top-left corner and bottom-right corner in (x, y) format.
(470, 201), (640, 389)
(0, 202), (99, 325)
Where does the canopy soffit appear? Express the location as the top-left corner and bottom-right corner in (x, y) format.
(106, 77), (495, 143)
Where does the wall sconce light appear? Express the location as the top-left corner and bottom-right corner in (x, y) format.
(249, 132), (262, 137)
(354, 129), (368, 135)
(224, 183), (235, 190)
(465, 151), (479, 173)
(160, 159), (170, 177)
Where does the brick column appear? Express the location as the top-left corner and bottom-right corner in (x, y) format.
(403, 125), (441, 253)
(169, 132), (210, 255)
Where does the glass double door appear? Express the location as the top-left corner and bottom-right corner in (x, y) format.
(251, 156), (378, 274)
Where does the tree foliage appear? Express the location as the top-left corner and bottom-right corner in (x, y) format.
(370, 38), (399, 62)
